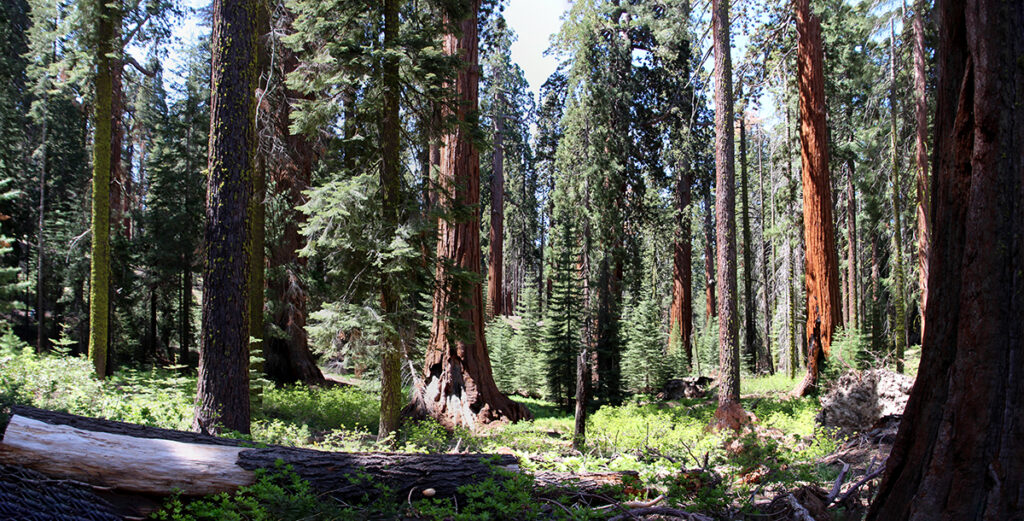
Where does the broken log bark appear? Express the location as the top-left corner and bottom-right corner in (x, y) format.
(0, 406), (518, 501)
(0, 406), (639, 511)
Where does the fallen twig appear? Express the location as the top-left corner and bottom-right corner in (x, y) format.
(826, 460), (851, 504)
(540, 497), (576, 518)
(834, 458), (887, 506)
(607, 506), (714, 521)
(594, 494), (666, 511)
(784, 494), (817, 521)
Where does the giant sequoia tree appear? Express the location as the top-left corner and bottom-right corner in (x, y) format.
(408, 0), (530, 429)
(866, 0), (1023, 517)
(192, 0), (259, 435)
(793, 0), (842, 397)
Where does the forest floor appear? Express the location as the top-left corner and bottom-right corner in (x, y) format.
(0, 336), (905, 519)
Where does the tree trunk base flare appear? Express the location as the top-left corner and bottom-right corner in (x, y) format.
(0, 406), (639, 518)
(404, 365), (532, 430)
(264, 335), (326, 386)
(711, 401), (751, 432)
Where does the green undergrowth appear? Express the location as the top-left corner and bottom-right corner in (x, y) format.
(2, 335), (850, 518)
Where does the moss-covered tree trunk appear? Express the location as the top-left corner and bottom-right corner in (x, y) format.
(193, 0), (259, 436)
(87, 0), (115, 378)
(793, 0), (842, 397)
(866, 0), (1024, 517)
(406, 0), (530, 429)
(888, 19), (907, 374)
(378, 0), (403, 440)
(711, 0), (744, 430)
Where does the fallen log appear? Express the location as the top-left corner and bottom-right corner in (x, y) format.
(0, 406), (640, 513)
(0, 405), (518, 501)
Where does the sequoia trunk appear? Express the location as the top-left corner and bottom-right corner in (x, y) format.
(866, 0), (1024, 517)
(262, 15), (325, 387)
(912, 0), (929, 338)
(487, 95), (505, 318)
(670, 162), (693, 367)
(793, 0), (842, 397)
(406, 0), (530, 429)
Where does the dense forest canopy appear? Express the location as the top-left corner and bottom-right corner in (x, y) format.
(0, 0), (1020, 518)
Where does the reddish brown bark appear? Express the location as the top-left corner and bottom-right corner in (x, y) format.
(710, 0), (744, 431)
(912, 0), (930, 339)
(866, 0), (1023, 517)
(703, 184), (717, 320)
(670, 164), (693, 367)
(793, 0), (842, 397)
(486, 102), (504, 318)
(846, 160), (857, 331)
(407, 0), (530, 429)
(261, 12), (325, 387)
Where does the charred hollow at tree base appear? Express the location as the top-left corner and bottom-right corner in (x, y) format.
(404, 365), (532, 429)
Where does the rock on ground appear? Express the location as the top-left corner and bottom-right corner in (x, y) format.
(816, 369), (913, 437)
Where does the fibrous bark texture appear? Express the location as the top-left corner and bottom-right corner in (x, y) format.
(912, 0), (930, 338)
(193, 0), (259, 435)
(0, 406), (518, 503)
(866, 0), (1024, 518)
(407, 0), (530, 429)
(261, 15), (324, 387)
(487, 95), (504, 318)
(846, 160), (857, 331)
(711, 0), (743, 431)
(378, 0), (403, 438)
(670, 163), (693, 367)
(794, 0), (842, 397)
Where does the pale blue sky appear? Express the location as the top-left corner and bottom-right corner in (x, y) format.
(158, 0), (569, 100)
(503, 0), (571, 97)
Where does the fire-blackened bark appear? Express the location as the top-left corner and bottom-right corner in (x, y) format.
(406, 0), (530, 429)
(867, 0), (1024, 518)
(739, 113), (759, 373)
(711, 0), (744, 430)
(193, 0), (259, 435)
(793, 0), (842, 397)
